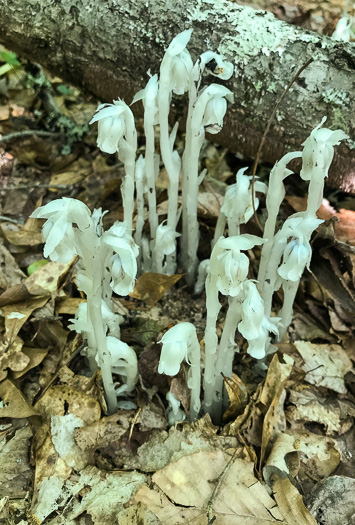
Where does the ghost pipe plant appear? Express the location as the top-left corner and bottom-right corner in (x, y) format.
(158, 322), (201, 421)
(203, 234), (265, 417)
(90, 101), (137, 233)
(31, 197), (139, 414)
(213, 166), (267, 245)
(181, 71), (234, 285)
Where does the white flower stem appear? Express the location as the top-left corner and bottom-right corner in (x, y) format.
(212, 211), (226, 248)
(203, 275), (221, 411)
(181, 83), (202, 285)
(134, 163), (145, 257)
(158, 66), (179, 272)
(278, 280), (299, 341)
(143, 98), (159, 271)
(213, 297), (242, 420)
(187, 332), (201, 421)
(87, 249), (117, 414)
(261, 239), (287, 318)
(119, 111), (137, 234)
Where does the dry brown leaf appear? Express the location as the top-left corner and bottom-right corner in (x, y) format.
(34, 384), (101, 426)
(134, 449), (302, 524)
(55, 296), (86, 314)
(264, 431), (340, 486)
(0, 379), (38, 418)
(294, 341), (352, 394)
(130, 272), (182, 306)
(11, 346), (48, 379)
(260, 354), (294, 468)
(273, 477), (317, 525)
(223, 373), (249, 421)
(287, 386), (353, 436)
(0, 260), (73, 306)
(0, 425), (33, 500)
(0, 240), (26, 290)
(1, 228), (43, 247)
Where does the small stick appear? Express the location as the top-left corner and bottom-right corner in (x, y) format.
(251, 57), (314, 230)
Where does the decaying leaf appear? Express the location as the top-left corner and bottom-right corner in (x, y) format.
(0, 379), (38, 418)
(134, 449), (315, 524)
(273, 477), (317, 525)
(223, 373), (249, 421)
(0, 425), (33, 500)
(264, 431), (340, 486)
(0, 260), (73, 306)
(130, 272), (182, 306)
(260, 354), (294, 468)
(294, 341), (352, 394)
(30, 465), (146, 524)
(1, 228), (43, 247)
(287, 386), (354, 436)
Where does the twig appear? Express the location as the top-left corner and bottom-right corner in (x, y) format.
(1, 183), (76, 192)
(206, 448), (238, 522)
(0, 215), (24, 224)
(0, 130), (62, 143)
(251, 58), (314, 231)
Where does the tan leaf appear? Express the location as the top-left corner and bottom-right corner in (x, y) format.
(11, 347), (48, 379)
(34, 384), (101, 426)
(55, 296), (86, 315)
(264, 431), (340, 485)
(260, 354), (294, 468)
(273, 478), (317, 525)
(1, 228), (43, 247)
(130, 272), (182, 306)
(294, 341), (352, 394)
(0, 379), (38, 418)
(135, 450), (294, 524)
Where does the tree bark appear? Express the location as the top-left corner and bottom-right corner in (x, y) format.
(0, 0), (354, 191)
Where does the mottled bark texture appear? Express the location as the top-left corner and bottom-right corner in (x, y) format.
(0, 0), (354, 191)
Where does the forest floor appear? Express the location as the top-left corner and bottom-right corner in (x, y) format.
(0, 41), (355, 525)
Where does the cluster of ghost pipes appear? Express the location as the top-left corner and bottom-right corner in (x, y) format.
(31, 30), (348, 422)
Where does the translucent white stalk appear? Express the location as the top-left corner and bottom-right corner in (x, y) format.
(117, 106), (137, 233)
(213, 296), (242, 420)
(277, 280), (299, 341)
(182, 84), (234, 285)
(134, 155), (145, 255)
(158, 31), (192, 272)
(258, 152), (301, 290)
(132, 75), (159, 269)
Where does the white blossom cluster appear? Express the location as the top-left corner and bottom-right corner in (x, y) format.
(31, 30), (349, 424)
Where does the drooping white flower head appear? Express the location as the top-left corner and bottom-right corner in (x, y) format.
(198, 51), (234, 80)
(158, 322), (197, 376)
(278, 239), (312, 282)
(275, 213), (323, 283)
(31, 198), (93, 263)
(192, 84), (234, 135)
(132, 73), (159, 125)
(221, 167), (267, 225)
(103, 336), (138, 396)
(90, 100), (132, 154)
(161, 29), (193, 95)
(69, 301), (123, 338)
(210, 234), (265, 297)
(103, 222), (139, 295)
(238, 281), (265, 340)
(300, 117), (349, 182)
(166, 391), (186, 425)
(245, 317), (280, 360)
(155, 223), (181, 256)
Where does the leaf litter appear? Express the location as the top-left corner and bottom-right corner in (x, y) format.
(0, 45), (354, 525)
